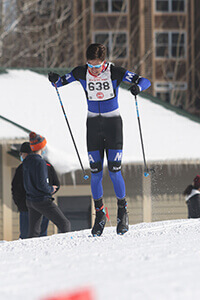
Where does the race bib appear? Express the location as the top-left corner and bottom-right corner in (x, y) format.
(86, 64), (114, 101)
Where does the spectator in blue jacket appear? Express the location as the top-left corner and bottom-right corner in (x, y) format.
(11, 142), (60, 239)
(23, 132), (71, 238)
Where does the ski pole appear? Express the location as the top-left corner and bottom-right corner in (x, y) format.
(54, 84), (89, 180)
(134, 95), (151, 177)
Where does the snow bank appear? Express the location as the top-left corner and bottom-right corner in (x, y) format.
(0, 219), (200, 300)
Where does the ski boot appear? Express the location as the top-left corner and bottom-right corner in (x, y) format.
(92, 209), (107, 237)
(117, 200), (129, 235)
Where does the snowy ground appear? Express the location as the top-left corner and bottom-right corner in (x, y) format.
(1, 218), (200, 300)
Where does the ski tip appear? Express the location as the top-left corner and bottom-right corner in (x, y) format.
(144, 172), (149, 177)
(84, 175), (89, 180)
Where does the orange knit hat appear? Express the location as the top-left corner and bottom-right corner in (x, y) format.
(29, 132), (47, 152)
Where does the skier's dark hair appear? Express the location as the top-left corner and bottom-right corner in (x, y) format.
(183, 185), (194, 196)
(86, 43), (106, 61)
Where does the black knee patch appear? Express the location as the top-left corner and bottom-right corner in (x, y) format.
(90, 161), (102, 173)
(108, 161), (121, 172)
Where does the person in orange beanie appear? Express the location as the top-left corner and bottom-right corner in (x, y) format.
(23, 132), (71, 238)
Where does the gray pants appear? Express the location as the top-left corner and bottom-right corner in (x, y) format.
(26, 199), (71, 238)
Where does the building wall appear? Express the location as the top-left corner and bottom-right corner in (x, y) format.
(90, 0), (196, 110)
(1, 140), (199, 241)
(84, 0), (199, 113)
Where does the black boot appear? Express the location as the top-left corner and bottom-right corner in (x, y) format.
(92, 209), (107, 236)
(117, 199), (129, 235)
(92, 198), (106, 236)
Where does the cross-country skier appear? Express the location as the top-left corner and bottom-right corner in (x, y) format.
(48, 43), (151, 236)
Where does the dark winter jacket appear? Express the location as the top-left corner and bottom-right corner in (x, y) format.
(22, 154), (58, 202)
(185, 189), (200, 218)
(12, 158), (60, 209)
(11, 163), (28, 211)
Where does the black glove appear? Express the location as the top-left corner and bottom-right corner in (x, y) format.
(129, 83), (140, 96)
(131, 74), (140, 84)
(48, 72), (59, 83)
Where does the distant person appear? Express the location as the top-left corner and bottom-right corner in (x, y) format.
(12, 142), (60, 239)
(23, 132), (71, 238)
(183, 175), (200, 218)
(48, 43), (151, 236)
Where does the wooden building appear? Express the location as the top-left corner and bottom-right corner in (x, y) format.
(90, 0), (200, 114)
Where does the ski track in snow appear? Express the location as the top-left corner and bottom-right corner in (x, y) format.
(0, 219), (200, 300)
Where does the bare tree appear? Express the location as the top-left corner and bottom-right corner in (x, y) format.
(0, 0), (90, 68)
(0, 0), (199, 116)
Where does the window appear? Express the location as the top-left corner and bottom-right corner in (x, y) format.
(112, 0), (127, 12)
(156, 0), (169, 11)
(155, 82), (187, 103)
(171, 33), (185, 57)
(155, 33), (169, 57)
(94, 0), (108, 12)
(94, 32), (128, 59)
(93, 0), (127, 13)
(155, 31), (186, 58)
(155, 0), (185, 12)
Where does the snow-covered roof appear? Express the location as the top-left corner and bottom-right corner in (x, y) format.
(0, 115), (29, 141)
(1, 70), (200, 172)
